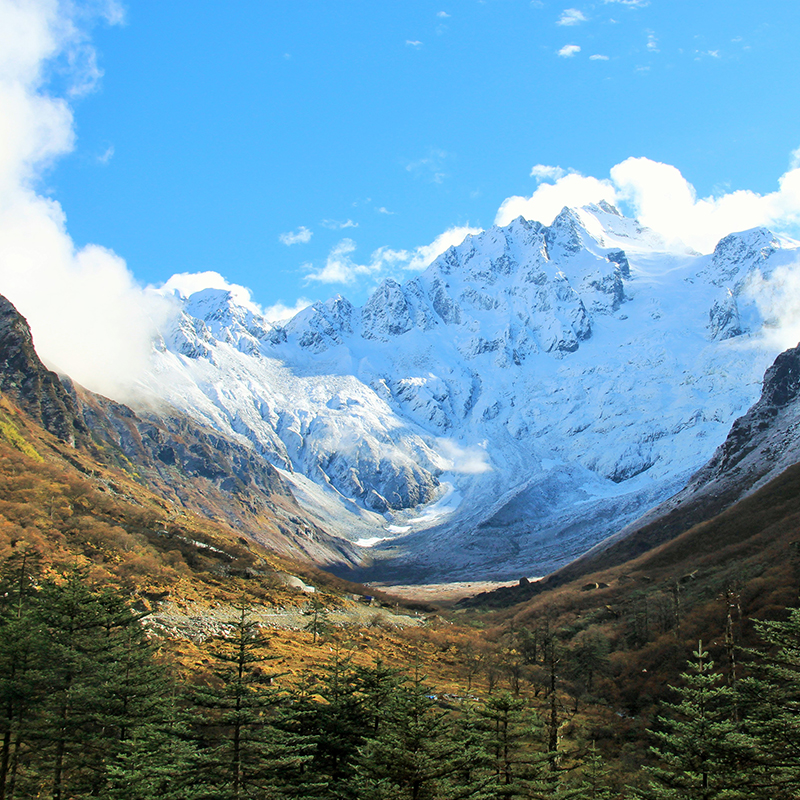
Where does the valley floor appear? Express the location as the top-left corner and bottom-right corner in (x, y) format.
(369, 578), (535, 603)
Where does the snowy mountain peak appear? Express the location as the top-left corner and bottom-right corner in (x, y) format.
(142, 207), (800, 581)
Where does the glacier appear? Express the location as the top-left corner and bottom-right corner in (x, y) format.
(135, 203), (800, 582)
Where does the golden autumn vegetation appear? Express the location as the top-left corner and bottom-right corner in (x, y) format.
(3, 388), (800, 798)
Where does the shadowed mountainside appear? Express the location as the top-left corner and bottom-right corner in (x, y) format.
(0, 294), (357, 566)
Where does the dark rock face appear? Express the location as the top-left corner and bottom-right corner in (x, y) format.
(691, 343), (800, 480)
(0, 296), (89, 446)
(606, 249), (631, 280)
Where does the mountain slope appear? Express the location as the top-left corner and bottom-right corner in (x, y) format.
(0, 295), (357, 566)
(459, 338), (800, 607)
(138, 205), (800, 581)
(546, 339), (800, 584)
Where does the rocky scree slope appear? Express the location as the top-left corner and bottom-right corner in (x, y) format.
(0, 295), (356, 566)
(140, 204), (800, 581)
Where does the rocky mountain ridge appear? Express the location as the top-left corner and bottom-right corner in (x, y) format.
(137, 204), (800, 581)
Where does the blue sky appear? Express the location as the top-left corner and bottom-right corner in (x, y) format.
(43, 1), (800, 308)
(2, 0), (800, 396)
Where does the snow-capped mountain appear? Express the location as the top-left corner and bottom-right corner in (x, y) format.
(138, 203), (800, 581)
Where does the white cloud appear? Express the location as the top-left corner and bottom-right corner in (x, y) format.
(437, 11), (450, 18)
(406, 40), (423, 48)
(160, 271), (311, 324)
(321, 218), (358, 229)
(407, 225), (483, 271)
(557, 9), (587, 26)
(497, 173), (617, 227)
(746, 264), (800, 352)
(646, 32), (659, 52)
(590, 54), (610, 60)
(0, 0), (174, 403)
(159, 271), (263, 315)
(558, 44), (581, 57)
(279, 225), (312, 245)
(496, 154), (800, 255)
(262, 297), (312, 323)
(376, 206), (395, 215)
(436, 438), (492, 474)
(603, 0), (649, 6)
(530, 164), (569, 182)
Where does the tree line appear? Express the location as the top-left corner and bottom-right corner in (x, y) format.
(2, 551), (800, 799)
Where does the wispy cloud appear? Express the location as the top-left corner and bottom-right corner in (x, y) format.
(558, 44), (581, 57)
(557, 9), (587, 26)
(406, 225), (482, 271)
(531, 164), (570, 182)
(590, 54), (610, 60)
(97, 144), (115, 165)
(279, 226), (313, 245)
(321, 219), (358, 230)
(437, 11), (450, 18)
(406, 149), (450, 184)
(304, 239), (388, 284)
(376, 206), (395, 215)
(406, 40), (423, 48)
(646, 31), (659, 52)
(304, 225), (481, 285)
(603, 0), (649, 6)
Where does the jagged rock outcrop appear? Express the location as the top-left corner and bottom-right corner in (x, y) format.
(0, 296), (90, 447)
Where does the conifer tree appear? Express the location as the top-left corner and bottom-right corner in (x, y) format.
(0, 549), (45, 800)
(639, 640), (751, 800)
(30, 571), (141, 799)
(290, 644), (364, 799)
(105, 659), (203, 800)
(470, 691), (548, 799)
(576, 741), (613, 800)
(304, 596), (332, 644)
(353, 665), (469, 800)
(0, 567), (178, 800)
(736, 606), (800, 799)
(192, 603), (312, 799)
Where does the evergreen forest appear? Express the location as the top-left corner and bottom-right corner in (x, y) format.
(3, 550), (800, 800)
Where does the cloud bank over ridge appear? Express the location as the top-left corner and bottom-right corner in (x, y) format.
(496, 156), (800, 253)
(0, 0), (173, 402)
